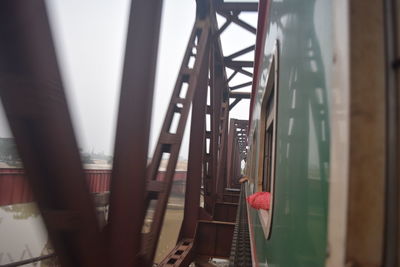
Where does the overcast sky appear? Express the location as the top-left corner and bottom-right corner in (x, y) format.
(0, 0), (254, 158)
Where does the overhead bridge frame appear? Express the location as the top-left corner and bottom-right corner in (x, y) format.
(0, 1), (257, 266)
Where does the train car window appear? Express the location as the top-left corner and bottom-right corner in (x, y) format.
(257, 42), (279, 239)
(250, 126), (258, 185)
(262, 93), (274, 192)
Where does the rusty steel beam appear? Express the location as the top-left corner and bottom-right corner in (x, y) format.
(217, 12), (257, 34)
(201, 28), (223, 213)
(384, 0), (400, 265)
(229, 81), (252, 90)
(218, 1), (258, 107)
(216, 1), (258, 13)
(0, 1), (107, 266)
(180, 37), (210, 239)
(194, 220), (235, 259)
(227, 69), (238, 83)
(209, 47), (225, 213)
(229, 98), (241, 111)
(216, 101), (229, 199)
(210, 18), (230, 203)
(226, 120), (248, 188)
(232, 66), (253, 77)
(225, 45), (255, 61)
(229, 91), (251, 99)
(225, 60), (254, 68)
(203, 120), (214, 213)
(142, 1), (211, 263)
(158, 239), (195, 267)
(226, 120), (236, 188)
(232, 143), (241, 187)
(202, 49), (215, 213)
(215, 18), (232, 36)
(107, 0), (164, 266)
(202, 1), (233, 214)
(214, 202), (238, 222)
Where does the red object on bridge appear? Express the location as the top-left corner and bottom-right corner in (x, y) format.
(0, 168), (187, 206)
(246, 192), (271, 210)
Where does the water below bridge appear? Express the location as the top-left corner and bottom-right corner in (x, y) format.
(0, 196), (185, 266)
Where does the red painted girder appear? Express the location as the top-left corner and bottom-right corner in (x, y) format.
(179, 33), (210, 239)
(107, 0), (164, 266)
(0, 1), (107, 266)
(141, 1), (211, 262)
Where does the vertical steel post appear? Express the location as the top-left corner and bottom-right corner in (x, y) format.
(384, 0), (400, 265)
(179, 41), (210, 240)
(202, 46), (214, 213)
(107, 1), (164, 266)
(0, 1), (107, 266)
(141, 1), (211, 262)
(209, 49), (224, 210)
(216, 97), (229, 199)
(226, 120), (234, 188)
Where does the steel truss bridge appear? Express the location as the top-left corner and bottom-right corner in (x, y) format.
(0, 0), (257, 266)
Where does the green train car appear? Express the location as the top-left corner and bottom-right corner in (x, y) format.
(244, 0), (400, 266)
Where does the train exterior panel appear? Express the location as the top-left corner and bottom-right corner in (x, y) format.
(246, 0), (332, 266)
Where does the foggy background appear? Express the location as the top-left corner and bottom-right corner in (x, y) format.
(0, 0), (254, 160)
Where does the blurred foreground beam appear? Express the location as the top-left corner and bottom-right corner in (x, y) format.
(179, 33), (210, 239)
(0, 1), (107, 266)
(107, 0), (163, 266)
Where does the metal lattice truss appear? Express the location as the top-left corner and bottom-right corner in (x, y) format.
(215, 1), (258, 110)
(227, 119), (249, 188)
(0, 1), (257, 266)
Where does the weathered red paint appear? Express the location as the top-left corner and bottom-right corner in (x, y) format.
(0, 169), (33, 206)
(0, 169), (187, 206)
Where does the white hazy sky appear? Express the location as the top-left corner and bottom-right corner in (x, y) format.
(0, 0), (254, 158)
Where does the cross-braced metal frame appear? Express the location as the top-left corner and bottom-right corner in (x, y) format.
(227, 119), (249, 189)
(0, 0), (257, 266)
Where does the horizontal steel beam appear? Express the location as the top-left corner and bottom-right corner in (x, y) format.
(218, 11), (257, 34)
(230, 81), (252, 90)
(216, 2), (258, 12)
(225, 45), (255, 60)
(225, 60), (254, 68)
(234, 67), (253, 77)
(229, 92), (251, 99)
